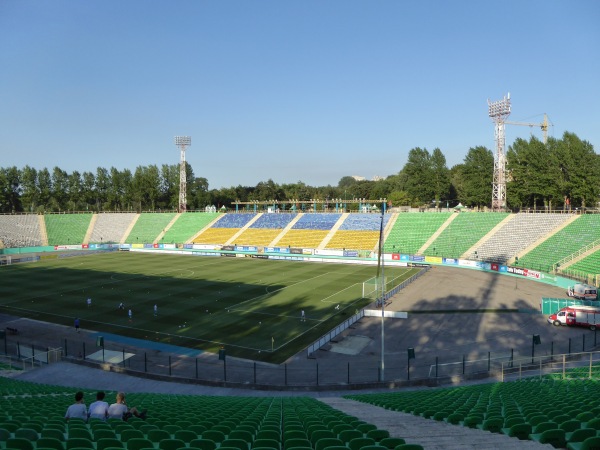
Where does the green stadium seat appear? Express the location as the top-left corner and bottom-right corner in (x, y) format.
(148, 430), (171, 442)
(189, 439), (217, 450)
(379, 438), (406, 449)
(126, 438), (154, 450)
(567, 436), (600, 450)
(65, 438), (95, 450)
(566, 429), (597, 445)
(14, 428), (38, 441)
(96, 439), (124, 450)
(158, 439), (186, 450)
(35, 438), (65, 450)
(5, 438), (35, 450)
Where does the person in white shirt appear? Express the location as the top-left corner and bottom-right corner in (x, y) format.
(65, 391), (87, 421)
(88, 391), (109, 421)
(108, 392), (146, 421)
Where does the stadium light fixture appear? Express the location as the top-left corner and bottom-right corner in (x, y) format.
(487, 93), (511, 210)
(174, 136), (191, 213)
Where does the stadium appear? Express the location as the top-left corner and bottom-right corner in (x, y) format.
(2, 207), (600, 449)
(2, 1), (600, 447)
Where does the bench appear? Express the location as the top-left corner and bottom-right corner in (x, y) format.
(6, 327), (18, 335)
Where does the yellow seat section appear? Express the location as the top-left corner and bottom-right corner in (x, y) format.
(234, 228), (282, 247)
(326, 230), (380, 250)
(276, 230), (328, 248)
(192, 228), (240, 245)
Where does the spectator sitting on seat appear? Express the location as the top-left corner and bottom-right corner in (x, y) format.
(88, 391), (109, 421)
(108, 392), (146, 421)
(65, 391), (87, 422)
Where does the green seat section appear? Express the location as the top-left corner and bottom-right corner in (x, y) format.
(45, 214), (93, 246)
(383, 213), (451, 254)
(161, 212), (220, 244)
(567, 249), (600, 279)
(520, 214), (600, 272)
(124, 213), (177, 244)
(423, 212), (509, 259)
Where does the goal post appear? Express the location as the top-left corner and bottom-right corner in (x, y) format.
(362, 276), (387, 300)
(0, 255), (11, 266)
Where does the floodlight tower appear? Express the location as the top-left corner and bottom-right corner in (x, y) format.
(488, 93), (511, 210)
(174, 136), (191, 212)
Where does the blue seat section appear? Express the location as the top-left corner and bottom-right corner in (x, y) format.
(338, 214), (391, 231)
(249, 214), (297, 229)
(292, 214), (342, 230)
(211, 213), (256, 229)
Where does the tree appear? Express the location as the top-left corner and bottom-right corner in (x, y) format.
(460, 146), (494, 208)
(95, 167), (109, 211)
(20, 165), (38, 213)
(400, 147), (434, 206)
(337, 176), (357, 190)
(50, 167), (69, 211)
(37, 168), (52, 212)
(67, 171), (83, 211)
(81, 171), (96, 211)
(430, 148), (451, 208)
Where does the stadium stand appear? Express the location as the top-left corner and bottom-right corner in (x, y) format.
(192, 214), (257, 245)
(88, 213), (137, 244)
(422, 212), (509, 259)
(0, 214), (43, 248)
(518, 214), (600, 273)
(325, 214), (391, 251)
(160, 212), (220, 244)
(0, 379), (422, 450)
(467, 213), (573, 264)
(45, 214), (93, 246)
(347, 374), (600, 448)
(567, 249), (600, 278)
(292, 214), (342, 230)
(234, 213), (298, 247)
(124, 213), (177, 244)
(274, 230), (329, 249)
(383, 213), (452, 254)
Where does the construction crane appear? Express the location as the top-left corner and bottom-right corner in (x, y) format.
(505, 113), (551, 144)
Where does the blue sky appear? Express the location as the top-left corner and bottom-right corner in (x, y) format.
(1, 1), (599, 190)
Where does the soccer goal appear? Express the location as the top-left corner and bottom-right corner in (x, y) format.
(362, 276), (387, 300)
(0, 255), (11, 266)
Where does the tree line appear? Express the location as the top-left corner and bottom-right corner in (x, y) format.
(0, 131), (598, 214)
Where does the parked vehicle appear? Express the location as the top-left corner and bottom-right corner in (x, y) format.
(567, 284), (598, 301)
(548, 305), (600, 330)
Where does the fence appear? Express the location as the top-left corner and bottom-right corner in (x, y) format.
(501, 350), (600, 382)
(306, 267), (429, 357)
(4, 323), (600, 388)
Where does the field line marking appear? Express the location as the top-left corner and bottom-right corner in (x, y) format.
(228, 271), (334, 309)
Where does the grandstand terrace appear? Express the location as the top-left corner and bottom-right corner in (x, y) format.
(161, 212), (220, 244)
(466, 213), (573, 264)
(518, 214), (600, 273)
(325, 213), (391, 250)
(88, 212), (137, 244)
(124, 213), (177, 244)
(0, 214), (43, 248)
(422, 212), (509, 259)
(44, 213), (92, 246)
(566, 249), (600, 281)
(191, 213), (256, 245)
(234, 213), (298, 247)
(383, 212), (452, 254)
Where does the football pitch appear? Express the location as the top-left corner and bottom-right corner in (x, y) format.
(0, 252), (419, 362)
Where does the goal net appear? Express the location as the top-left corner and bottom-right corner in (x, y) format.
(362, 276), (387, 300)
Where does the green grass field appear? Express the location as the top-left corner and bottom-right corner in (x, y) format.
(0, 252), (419, 362)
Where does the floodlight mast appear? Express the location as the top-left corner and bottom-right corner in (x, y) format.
(175, 136), (191, 213)
(488, 93), (511, 211)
